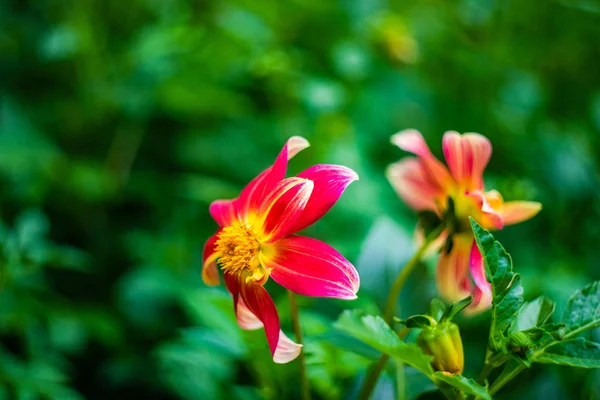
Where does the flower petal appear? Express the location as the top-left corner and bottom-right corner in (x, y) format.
(387, 158), (445, 212)
(442, 131), (491, 190)
(289, 164), (359, 232)
(436, 233), (473, 302)
(258, 177), (314, 243)
(467, 191), (504, 230)
(391, 129), (434, 158)
(468, 241), (491, 299)
(202, 232), (221, 285)
(235, 298), (302, 363)
(391, 130), (453, 191)
(272, 331), (303, 364)
(501, 201), (542, 226)
(462, 242), (493, 315)
(239, 136), (310, 219)
(261, 236), (359, 299)
(239, 281), (281, 357)
(209, 199), (239, 227)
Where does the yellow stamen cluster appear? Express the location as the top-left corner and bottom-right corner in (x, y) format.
(215, 224), (269, 283)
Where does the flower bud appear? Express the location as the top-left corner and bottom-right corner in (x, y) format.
(417, 322), (464, 374)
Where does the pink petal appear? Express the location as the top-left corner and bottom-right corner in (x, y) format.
(202, 232), (221, 286)
(501, 201), (542, 226)
(239, 281), (281, 357)
(261, 236), (359, 299)
(442, 131), (491, 190)
(387, 158), (444, 212)
(391, 130), (453, 191)
(467, 191), (504, 230)
(289, 164), (359, 232)
(209, 199), (239, 227)
(238, 136), (310, 219)
(436, 233), (473, 302)
(390, 129), (434, 158)
(236, 298), (302, 363)
(463, 285), (493, 316)
(258, 177), (314, 243)
(468, 241), (492, 300)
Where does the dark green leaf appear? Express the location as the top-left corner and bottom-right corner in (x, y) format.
(440, 296), (473, 323)
(334, 310), (434, 375)
(562, 281), (600, 336)
(395, 315), (434, 329)
(535, 337), (600, 368)
(432, 372), (491, 400)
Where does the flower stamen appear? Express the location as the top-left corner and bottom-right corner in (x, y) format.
(216, 224), (270, 283)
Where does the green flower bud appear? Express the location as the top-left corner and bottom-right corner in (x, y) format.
(417, 322), (464, 374)
(508, 331), (532, 355)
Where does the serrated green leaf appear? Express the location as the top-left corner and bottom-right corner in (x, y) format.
(432, 372), (491, 400)
(470, 219), (523, 345)
(440, 296), (473, 323)
(334, 310), (434, 376)
(511, 296), (555, 333)
(535, 337), (600, 368)
(562, 281), (600, 335)
(495, 275), (524, 333)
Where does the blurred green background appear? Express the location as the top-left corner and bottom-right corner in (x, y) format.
(2, 0), (600, 399)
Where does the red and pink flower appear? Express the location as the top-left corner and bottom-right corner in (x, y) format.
(387, 130), (541, 314)
(203, 136), (360, 363)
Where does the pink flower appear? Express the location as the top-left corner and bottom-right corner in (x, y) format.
(387, 130), (541, 314)
(203, 136), (360, 363)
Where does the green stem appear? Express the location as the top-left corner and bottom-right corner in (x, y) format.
(288, 290), (311, 400)
(357, 354), (389, 400)
(357, 226), (444, 400)
(488, 365), (525, 396)
(476, 356), (494, 385)
(383, 226), (445, 323)
(395, 359), (406, 400)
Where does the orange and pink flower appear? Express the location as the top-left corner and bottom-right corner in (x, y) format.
(203, 136), (360, 363)
(387, 130), (541, 314)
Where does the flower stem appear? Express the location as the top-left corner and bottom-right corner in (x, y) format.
(357, 226), (444, 400)
(488, 365), (525, 396)
(288, 290), (311, 400)
(476, 361), (493, 385)
(383, 226), (445, 324)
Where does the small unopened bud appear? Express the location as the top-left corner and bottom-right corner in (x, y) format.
(508, 331), (532, 354)
(417, 322), (464, 374)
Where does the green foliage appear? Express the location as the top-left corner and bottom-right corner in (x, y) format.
(562, 281), (600, 335)
(470, 219), (524, 348)
(439, 297), (473, 323)
(334, 310), (433, 376)
(472, 219), (600, 395)
(2, 0), (600, 398)
(536, 338), (600, 368)
(432, 373), (491, 400)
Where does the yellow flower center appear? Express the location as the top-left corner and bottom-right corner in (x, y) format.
(215, 223), (270, 283)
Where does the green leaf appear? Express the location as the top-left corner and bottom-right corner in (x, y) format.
(395, 315), (434, 329)
(561, 281), (600, 335)
(470, 219), (524, 345)
(440, 296), (473, 323)
(535, 337), (600, 368)
(432, 372), (491, 400)
(511, 296), (555, 333)
(430, 298), (446, 321)
(334, 310), (434, 375)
